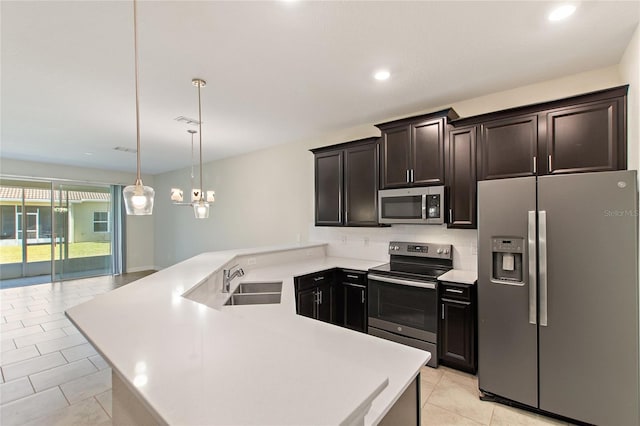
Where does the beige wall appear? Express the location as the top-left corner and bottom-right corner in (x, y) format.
(0, 158), (155, 271)
(620, 23), (640, 173)
(153, 63), (634, 268)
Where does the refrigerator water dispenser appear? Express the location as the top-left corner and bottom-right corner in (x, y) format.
(491, 237), (524, 285)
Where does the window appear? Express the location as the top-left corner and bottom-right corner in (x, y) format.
(93, 211), (109, 233)
(0, 206), (16, 239)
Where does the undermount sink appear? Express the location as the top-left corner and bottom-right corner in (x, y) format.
(224, 281), (283, 306)
(237, 281), (282, 294)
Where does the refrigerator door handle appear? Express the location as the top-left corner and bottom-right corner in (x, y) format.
(539, 210), (548, 327)
(528, 210), (537, 325)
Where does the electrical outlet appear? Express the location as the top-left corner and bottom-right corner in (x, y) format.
(247, 257), (257, 265)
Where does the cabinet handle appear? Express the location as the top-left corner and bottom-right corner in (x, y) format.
(548, 155), (552, 172)
(313, 276), (324, 282)
(406, 169), (410, 183)
(445, 288), (464, 294)
(533, 156), (537, 174)
(449, 209), (453, 224)
(361, 290), (365, 304)
(410, 169), (414, 183)
(441, 303), (444, 320)
(319, 290), (323, 304)
(347, 274), (359, 279)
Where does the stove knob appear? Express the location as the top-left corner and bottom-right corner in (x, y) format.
(444, 249), (450, 254)
(436, 248), (443, 254)
(394, 245), (400, 251)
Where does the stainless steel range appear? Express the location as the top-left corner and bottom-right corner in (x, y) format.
(367, 241), (452, 368)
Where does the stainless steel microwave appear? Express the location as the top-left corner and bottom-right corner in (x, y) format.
(378, 186), (445, 224)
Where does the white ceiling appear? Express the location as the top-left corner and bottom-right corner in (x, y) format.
(1, 1), (639, 175)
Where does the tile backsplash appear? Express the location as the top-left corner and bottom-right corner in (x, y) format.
(309, 225), (478, 271)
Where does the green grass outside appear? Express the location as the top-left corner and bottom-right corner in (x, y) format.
(0, 242), (111, 264)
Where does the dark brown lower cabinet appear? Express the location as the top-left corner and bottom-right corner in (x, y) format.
(297, 288), (316, 319)
(315, 282), (333, 323)
(295, 269), (368, 332)
(342, 282), (367, 332)
(295, 270), (335, 323)
(439, 282), (477, 374)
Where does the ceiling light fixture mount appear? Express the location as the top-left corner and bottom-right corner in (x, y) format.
(170, 78), (215, 219)
(122, 0), (154, 215)
(548, 4), (576, 21)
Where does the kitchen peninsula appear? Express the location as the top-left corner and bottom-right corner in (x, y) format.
(65, 243), (428, 425)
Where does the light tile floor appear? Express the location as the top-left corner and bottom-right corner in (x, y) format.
(0, 272), (152, 426)
(1, 272), (571, 426)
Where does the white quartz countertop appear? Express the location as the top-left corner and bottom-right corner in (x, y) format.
(438, 269), (478, 285)
(66, 243), (429, 426)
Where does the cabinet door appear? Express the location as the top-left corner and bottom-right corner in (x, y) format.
(412, 119), (445, 186)
(545, 98), (623, 174)
(316, 283), (334, 323)
(297, 288), (316, 319)
(315, 150), (343, 225)
(479, 115), (538, 180)
(343, 283), (367, 332)
(345, 143), (379, 226)
(440, 298), (474, 372)
(447, 126), (477, 229)
(382, 126), (411, 188)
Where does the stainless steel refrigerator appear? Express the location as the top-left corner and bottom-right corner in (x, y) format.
(478, 170), (639, 425)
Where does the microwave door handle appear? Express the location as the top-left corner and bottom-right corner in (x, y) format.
(421, 194), (427, 220)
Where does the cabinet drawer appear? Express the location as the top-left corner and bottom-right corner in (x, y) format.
(439, 282), (471, 301)
(296, 269), (335, 291)
(339, 269), (367, 285)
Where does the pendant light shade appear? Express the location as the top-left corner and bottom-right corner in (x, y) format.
(123, 0), (154, 215)
(123, 180), (155, 215)
(193, 200), (210, 219)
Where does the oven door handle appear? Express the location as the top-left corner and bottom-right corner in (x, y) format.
(367, 273), (436, 289)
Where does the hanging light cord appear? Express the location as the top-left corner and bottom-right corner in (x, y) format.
(190, 132), (195, 181)
(197, 82), (204, 202)
(133, 0), (142, 184)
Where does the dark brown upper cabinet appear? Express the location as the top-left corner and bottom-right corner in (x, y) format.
(545, 98), (624, 174)
(311, 137), (380, 227)
(479, 115), (538, 180)
(314, 150), (343, 226)
(454, 85), (628, 181)
(376, 109), (459, 189)
(447, 126), (477, 229)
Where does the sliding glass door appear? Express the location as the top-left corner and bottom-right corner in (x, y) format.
(0, 179), (54, 283)
(0, 178), (120, 288)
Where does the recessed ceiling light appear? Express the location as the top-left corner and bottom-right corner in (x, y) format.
(374, 70), (390, 81)
(84, 152), (93, 156)
(548, 4), (576, 21)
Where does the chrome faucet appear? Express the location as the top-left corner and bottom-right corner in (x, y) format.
(222, 265), (245, 292)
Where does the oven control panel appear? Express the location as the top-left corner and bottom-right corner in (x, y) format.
(389, 241), (452, 259)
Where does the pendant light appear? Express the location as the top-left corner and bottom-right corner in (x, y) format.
(170, 130), (198, 205)
(192, 78), (210, 219)
(123, 0), (154, 215)
(170, 79), (215, 218)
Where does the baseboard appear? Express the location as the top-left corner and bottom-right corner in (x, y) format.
(126, 265), (159, 273)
